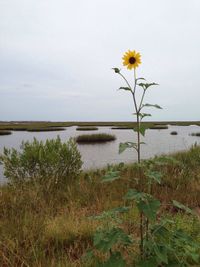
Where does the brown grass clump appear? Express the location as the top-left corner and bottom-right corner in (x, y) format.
(76, 133), (116, 143)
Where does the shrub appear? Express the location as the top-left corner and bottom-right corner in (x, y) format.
(76, 133), (116, 143)
(0, 136), (82, 186)
(170, 131), (178, 135)
(0, 130), (12, 136)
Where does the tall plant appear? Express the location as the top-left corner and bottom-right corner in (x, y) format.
(86, 50), (200, 267)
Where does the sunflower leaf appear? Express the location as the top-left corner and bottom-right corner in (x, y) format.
(112, 68), (120, 73)
(119, 87), (132, 92)
(138, 82), (159, 90)
(142, 103), (162, 109)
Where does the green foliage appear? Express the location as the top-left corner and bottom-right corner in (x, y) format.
(141, 103), (162, 110)
(0, 136), (82, 186)
(88, 55), (200, 267)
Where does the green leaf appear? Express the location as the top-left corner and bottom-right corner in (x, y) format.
(124, 189), (148, 201)
(97, 252), (126, 267)
(112, 67), (120, 73)
(142, 103), (162, 109)
(139, 125), (147, 136)
(146, 171), (162, 184)
(153, 244), (168, 264)
(94, 227), (132, 252)
(136, 77), (146, 82)
(172, 200), (194, 215)
(137, 257), (158, 267)
(133, 112), (151, 118)
(138, 82), (159, 90)
(119, 142), (138, 154)
(119, 86), (132, 92)
(101, 170), (120, 183)
(137, 198), (160, 221)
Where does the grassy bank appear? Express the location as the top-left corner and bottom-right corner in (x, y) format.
(0, 120), (200, 132)
(76, 127), (98, 131)
(0, 146), (200, 266)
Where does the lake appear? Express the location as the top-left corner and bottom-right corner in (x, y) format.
(0, 125), (200, 182)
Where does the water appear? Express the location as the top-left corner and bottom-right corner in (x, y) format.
(0, 125), (200, 182)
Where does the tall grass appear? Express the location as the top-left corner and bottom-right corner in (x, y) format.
(0, 146), (200, 266)
(76, 133), (116, 143)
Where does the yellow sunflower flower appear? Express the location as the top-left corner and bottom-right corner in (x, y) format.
(122, 50), (141, 70)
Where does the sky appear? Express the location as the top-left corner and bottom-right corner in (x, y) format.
(0, 0), (200, 122)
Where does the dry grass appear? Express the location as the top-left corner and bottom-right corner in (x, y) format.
(0, 146), (200, 266)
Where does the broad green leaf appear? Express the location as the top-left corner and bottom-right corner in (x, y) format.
(146, 171), (162, 184)
(119, 86), (132, 92)
(137, 198), (160, 221)
(153, 244), (168, 264)
(101, 170), (120, 183)
(112, 67), (120, 73)
(142, 103), (162, 109)
(94, 227), (132, 252)
(124, 189), (148, 201)
(137, 257), (158, 267)
(119, 142), (138, 154)
(133, 125), (147, 137)
(98, 252), (126, 267)
(139, 125), (147, 136)
(138, 82), (159, 90)
(172, 200), (194, 215)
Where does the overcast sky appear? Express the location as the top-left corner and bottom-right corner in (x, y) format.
(0, 0), (199, 121)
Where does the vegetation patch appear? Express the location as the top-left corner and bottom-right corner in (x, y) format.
(170, 131), (178, 135)
(0, 146), (200, 266)
(0, 130), (12, 136)
(111, 126), (133, 130)
(190, 132), (200, 137)
(76, 127), (98, 131)
(76, 133), (116, 143)
(149, 125), (168, 130)
(27, 127), (65, 132)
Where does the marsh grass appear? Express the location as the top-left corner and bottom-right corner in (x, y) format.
(27, 127), (66, 132)
(0, 130), (12, 135)
(76, 133), (116, 143)
(190, 132), (200, 137)
(0, 146), (200, 266)
(149, 125), (168, 130)
(76, 127), (98, 131)
(170, 131), (178, 135)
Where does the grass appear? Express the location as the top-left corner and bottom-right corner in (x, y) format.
(149, 125), (169, 130)
(111, 126), (134, 130)
(170, 131), (178, 135)
(76, 133), (116, 143)
(0, 146), (200, 266)
(1, 145), (200, 266)
(0, 130), (12, 135)
(0, 121), (200, 132)
(190, 132), (200, 137)
(76, 127), (98, 131)
(27, 127), (66, 132)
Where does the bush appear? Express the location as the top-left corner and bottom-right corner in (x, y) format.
(0, 136), (82, 186)
(76, 133), (116, 143)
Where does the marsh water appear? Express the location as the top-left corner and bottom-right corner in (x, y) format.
(0, 125), (200, 183)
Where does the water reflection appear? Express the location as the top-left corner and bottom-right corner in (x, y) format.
(0, 125), (200, 182)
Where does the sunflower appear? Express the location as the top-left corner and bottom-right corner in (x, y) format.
(122, 50), (141, 70)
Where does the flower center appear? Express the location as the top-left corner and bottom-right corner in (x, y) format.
(129, 57), (136, 64)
